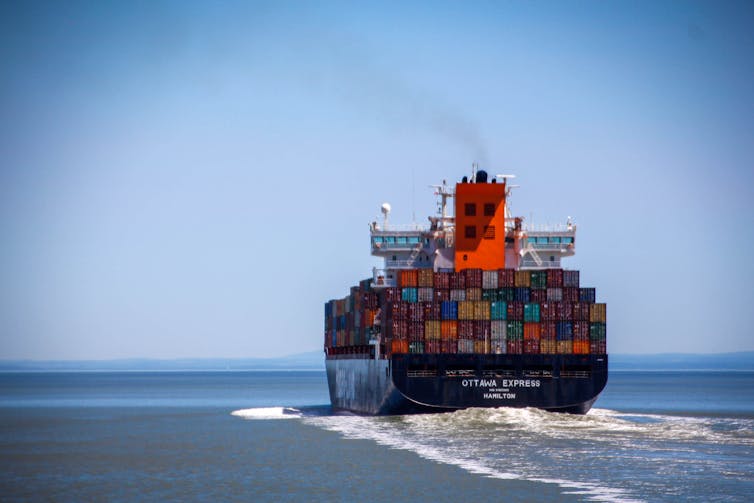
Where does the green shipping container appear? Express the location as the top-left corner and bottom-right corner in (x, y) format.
(524, 303), (541, 322)
(530, 270), (547, 289)
(589, 323), (607, 340)
(507, 321), (524, 340)
(490, 301), (507, 320)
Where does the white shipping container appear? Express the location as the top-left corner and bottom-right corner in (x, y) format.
(482, 270), (498, 289)
(546, 287), (563, 302)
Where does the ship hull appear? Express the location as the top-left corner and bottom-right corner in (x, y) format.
(326, 354), (608, 415)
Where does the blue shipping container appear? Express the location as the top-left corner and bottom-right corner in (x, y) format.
(441, 301), (458, 320)
(514, 287), (531, 303)
(579, 288), (596, 303)
(556, 321), (573, 340)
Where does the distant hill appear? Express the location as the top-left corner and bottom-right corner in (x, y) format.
(0, 351), (325, 372)
(1, 351), (752, 372)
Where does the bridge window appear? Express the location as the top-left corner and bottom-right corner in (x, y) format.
(562, 237), (573, 244)
(484, 203), (495, 216)
(385, 236), (395, 244)
(465, 225), (476, 238)
(408, 236), (420, 244)
(465, 203), (476, 216)
(373, 237), (384, 244)
(536, 237), (548, 244)
(397, 236), (407, 244)
(528, 237), (536, 244)
(549, 237), (561, 244)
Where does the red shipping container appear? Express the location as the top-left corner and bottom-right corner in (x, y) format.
(498, 269), (515, 288)
(557, 303), (573, 321)
(473, 320), (491, 340)
(425, 340), (441, 353)
(541, 302), (557, 321)
(383, 288), (401, 303)
(449, 272), (466, 289)
(573, 321), (589, 342)
(441, 340), (457, 354)
(530, 289), (547, 303)
(433, 289), (450, 302)
(434, 272), (450, 289)
(541, 322), (557, 340)
(464, 268), (483, 288)
(524, 339), (540, 354)
(408, 321), (425, 340)
(562, 287), (579, 303)
(507, 301), (524, 321)
(458, 320), (474, 339)
(572, 303), (590, 321)
(590, 341), (607, 354)
(507, 340), (523, 354)
(546, 269), (563, 288)
(407, 303), (424, 322)
(388, 319), (408, 339)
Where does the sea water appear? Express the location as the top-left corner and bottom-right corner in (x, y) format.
(1, 370), (752, 502)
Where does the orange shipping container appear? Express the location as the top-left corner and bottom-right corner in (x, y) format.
(573, 340), (590, 354)
(523, 322), (541, 340)
(441, 320), (458, 340)
(399, 270), (418, 288)
(391, 339), (409, 354)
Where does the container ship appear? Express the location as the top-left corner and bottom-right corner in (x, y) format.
(324, 168), (607, 415)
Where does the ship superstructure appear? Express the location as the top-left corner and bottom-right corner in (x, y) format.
(325, 167), (607, 415)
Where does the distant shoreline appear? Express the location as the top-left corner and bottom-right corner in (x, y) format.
(1, 351), (752, 372)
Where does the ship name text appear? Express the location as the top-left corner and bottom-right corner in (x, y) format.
(461, 379), (541, 388)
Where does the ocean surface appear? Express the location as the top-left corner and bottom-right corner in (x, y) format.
(1, 370), (752, 502)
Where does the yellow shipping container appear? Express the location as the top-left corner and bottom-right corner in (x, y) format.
(540, 339), (557, 354)
(466, 288), (482, 301)
(514, 270), (531, 287)
(557, 340), (573, 354)
(418, 269), (434, 287)
(424, 320), (442, 340)
(458, 301), (475, 320)
(473, 301), (491, 320)
(589, 303), (607, 323)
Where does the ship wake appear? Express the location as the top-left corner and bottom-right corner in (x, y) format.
(302, 407), (754, 503)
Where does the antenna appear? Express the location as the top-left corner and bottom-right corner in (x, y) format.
(381, 203), (391, 230)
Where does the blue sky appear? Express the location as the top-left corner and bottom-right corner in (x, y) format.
(1, 1), (753, 359)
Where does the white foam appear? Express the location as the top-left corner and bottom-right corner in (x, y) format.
(231, 407), (302, 420)
(303, 411), (636, 502)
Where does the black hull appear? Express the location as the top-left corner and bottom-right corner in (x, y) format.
(326, 354), (608, 415)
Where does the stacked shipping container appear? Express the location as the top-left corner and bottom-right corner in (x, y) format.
(324, 268), (606, 356)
